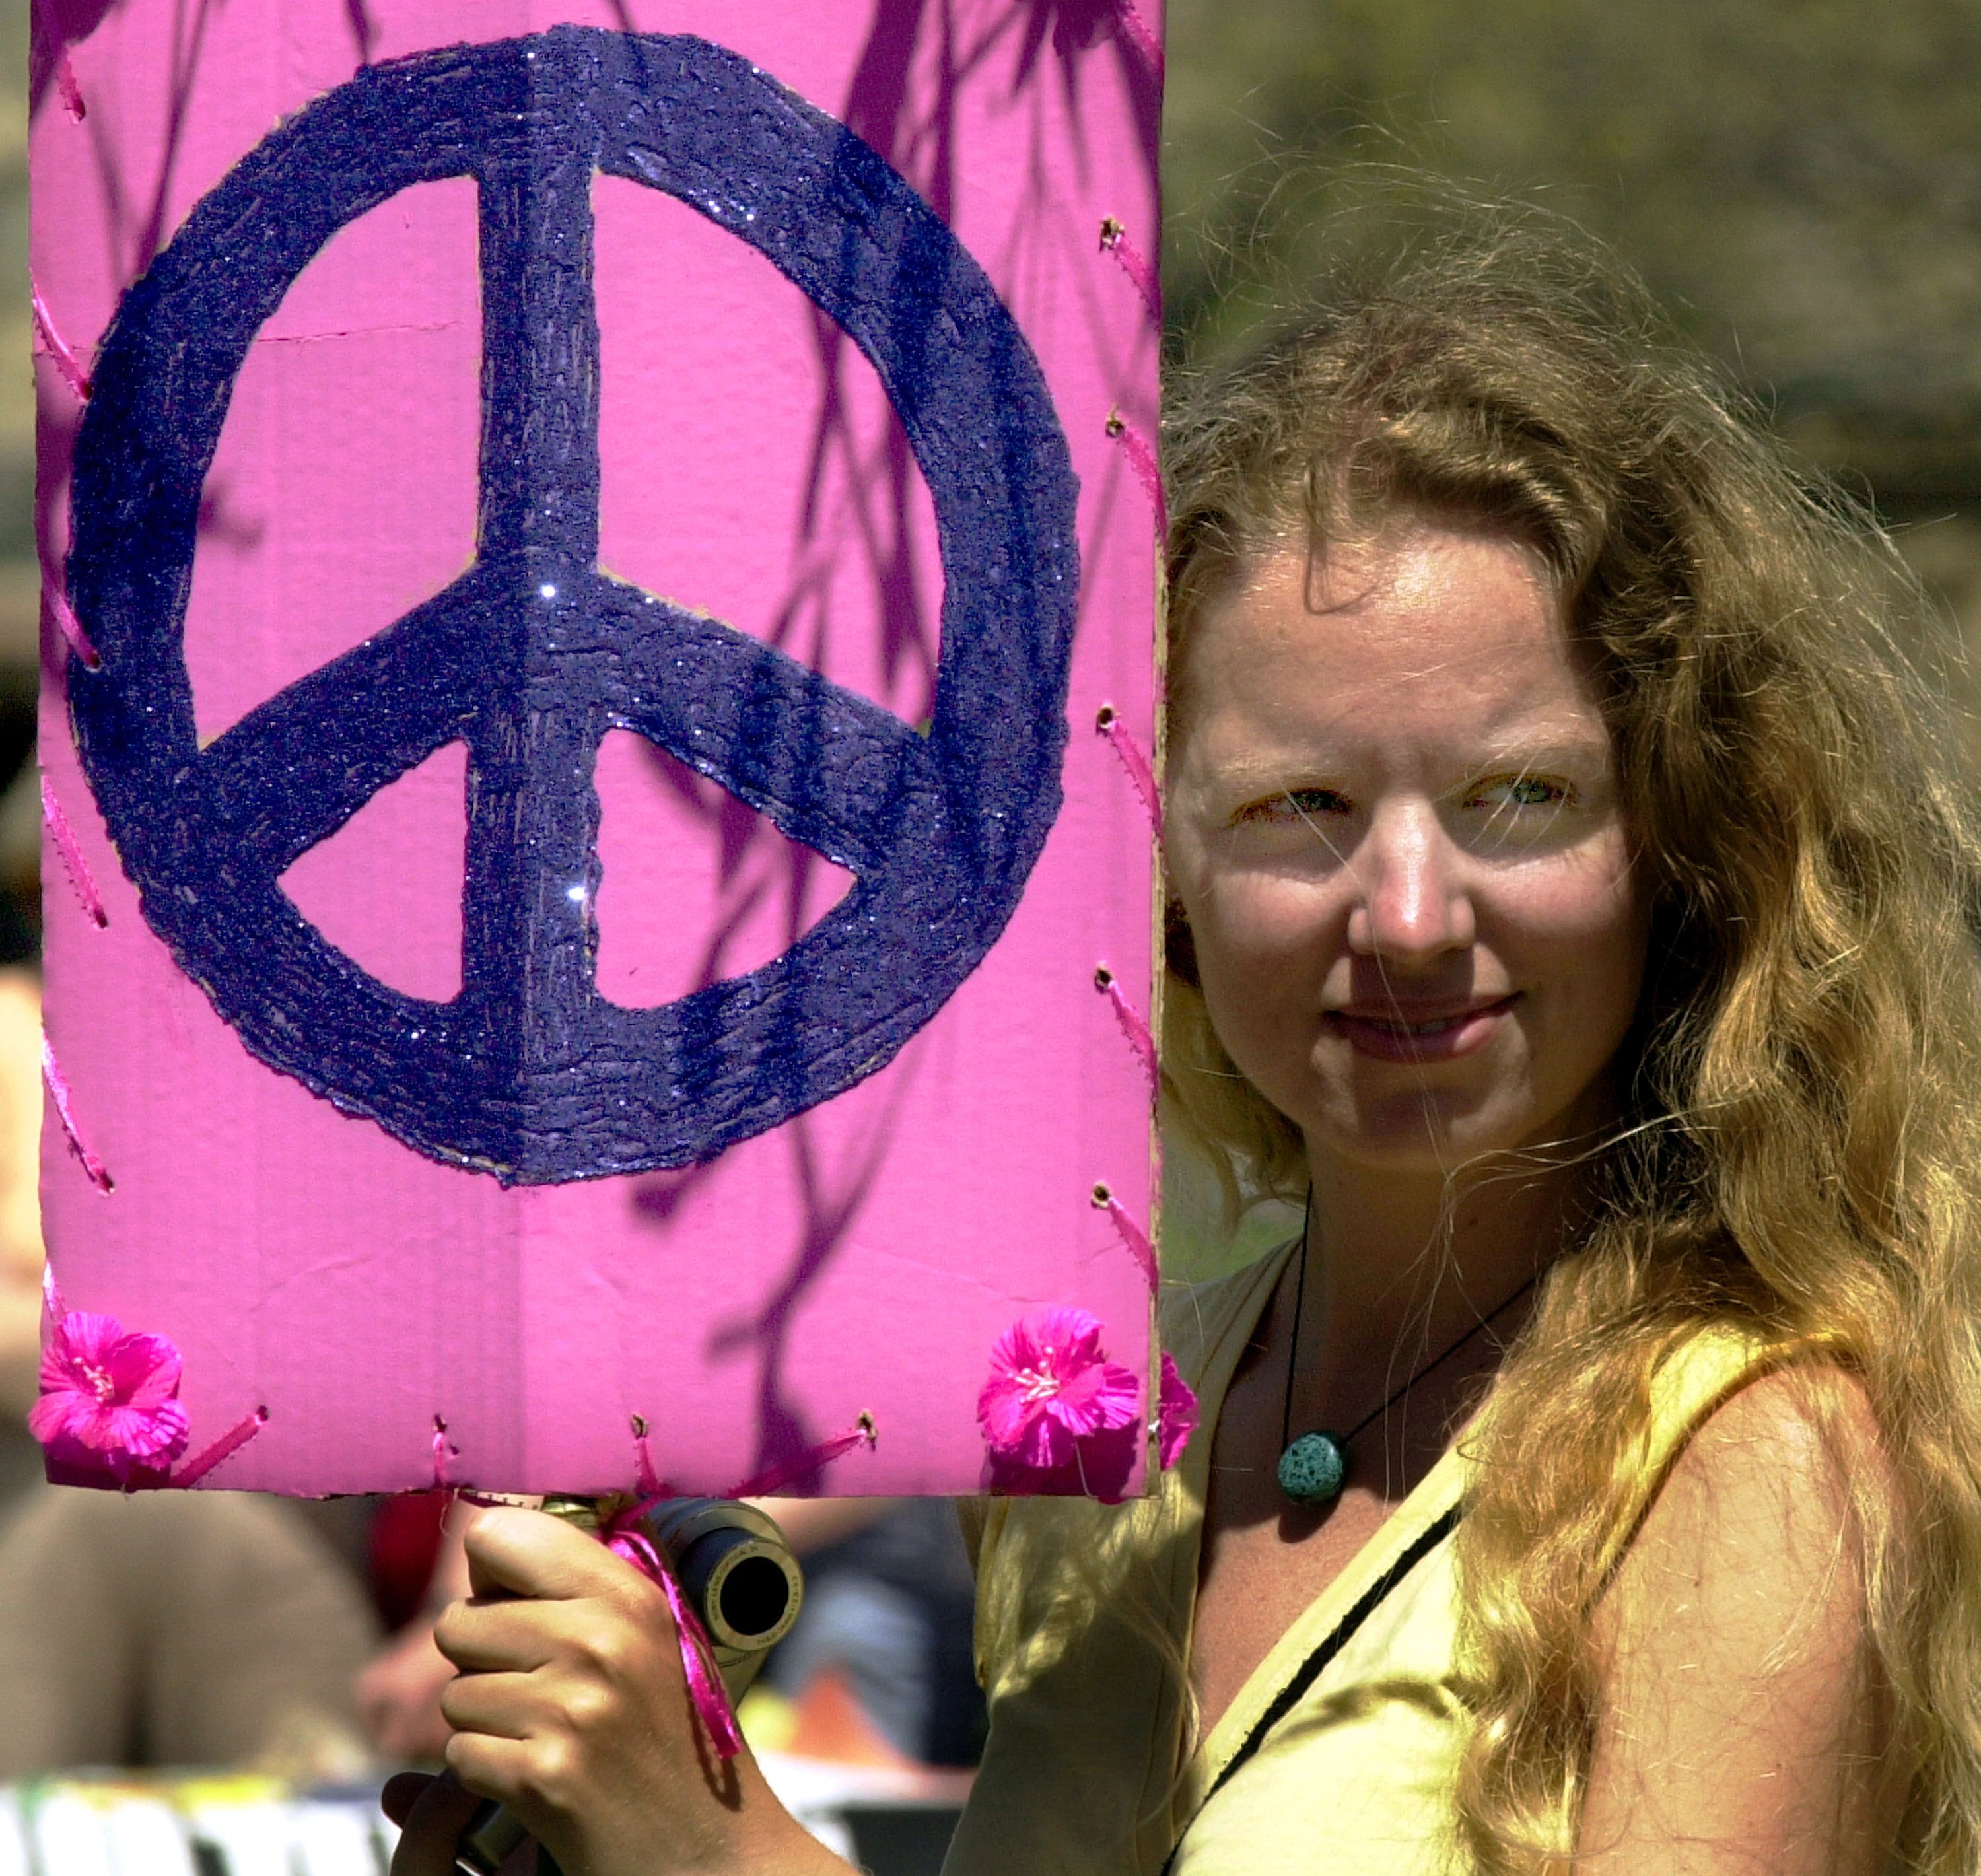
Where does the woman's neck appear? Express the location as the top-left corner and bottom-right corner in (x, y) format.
(1291, 1144), (1587, 1447)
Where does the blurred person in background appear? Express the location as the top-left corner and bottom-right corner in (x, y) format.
(0, 944), (385, 1777)
(754, 1498), (983, 1770)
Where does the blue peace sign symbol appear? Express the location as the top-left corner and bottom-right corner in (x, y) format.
(64, 27), (1080, 1185)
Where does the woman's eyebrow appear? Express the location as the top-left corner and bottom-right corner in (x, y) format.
(1195, 751), (1346, 790)
(1470, 734), (1614, 772)
(1184, 727), (1615, 800)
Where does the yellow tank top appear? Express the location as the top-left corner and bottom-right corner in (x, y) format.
(946, 1243), (1784, 1876)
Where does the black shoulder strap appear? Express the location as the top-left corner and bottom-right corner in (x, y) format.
(1160, 1502), (1463, 1875)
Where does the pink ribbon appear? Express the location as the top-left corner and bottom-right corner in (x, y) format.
(1098, 218), (1162, 323)
(1095, 704), (1162, 837)
(1094, 965), (1158, 1101)
(55, 52), (85, 121)
(726, 1416), (876, 1500)
(46, 581), (102, 670)
(1112, 0), (1165, 84)
(173, 1408), (268, 1488)
(1105, 411), (1167, 538)
(42, 1036), (112, 1192)
(630, 1414), (670, 1498)
(43, 779), (107, 927)
(1092, 1183), (1159, 1291)
(31, 283), (90, 403)
(600, 1504), (743, 1762)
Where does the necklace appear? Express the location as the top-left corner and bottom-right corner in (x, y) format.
(1276, 1195), (1537, 1508)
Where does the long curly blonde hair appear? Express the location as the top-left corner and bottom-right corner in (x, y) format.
(1162, 205), (1981, 1871)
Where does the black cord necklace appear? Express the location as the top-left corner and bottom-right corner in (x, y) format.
(1276, 1193), (1537, 1508)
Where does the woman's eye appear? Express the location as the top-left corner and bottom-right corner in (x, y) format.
(1233, 786), (1349, 825)
(1471, 775), (1572, 811)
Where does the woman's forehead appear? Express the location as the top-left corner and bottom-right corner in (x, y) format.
(1175, 526), (1609, 761)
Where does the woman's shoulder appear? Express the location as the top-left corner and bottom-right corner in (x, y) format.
(1581, 1349), (1900, 1867)
(1639, 1343), (1890, 1577)
(1638, 1324), (1887, 1508)
(1569, 1320), (1893, 1631)
(1683, 1350), (1881, 1467)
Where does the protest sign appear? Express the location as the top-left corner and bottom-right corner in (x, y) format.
(31, 0), (1165, 1497)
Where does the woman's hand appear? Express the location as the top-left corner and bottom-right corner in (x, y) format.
(386, 1505), (850, 1876)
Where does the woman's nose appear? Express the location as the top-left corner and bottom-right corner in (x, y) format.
(1345, 802), (1476, 961)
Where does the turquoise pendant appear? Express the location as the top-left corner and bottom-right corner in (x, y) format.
(1278, 1430), (1347, 1506)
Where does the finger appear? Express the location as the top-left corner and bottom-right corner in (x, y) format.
(438, 1668), (541, 1742)
(462, 1506), (640, 1602)
(444, 1727), (562, 1812)
(434, 1596), (567, 1674)
(387, 1766), (483, 1876)
(437, 1583), (660, 1677)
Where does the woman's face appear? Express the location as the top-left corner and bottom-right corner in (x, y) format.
(1165, 520), (1650, 1177)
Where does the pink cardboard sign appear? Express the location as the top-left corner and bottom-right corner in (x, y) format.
(31, 1), (1164, 1498)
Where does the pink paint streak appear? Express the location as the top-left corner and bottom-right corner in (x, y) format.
(42, 779), (107, 928)
(41, 1037), (112, 1192)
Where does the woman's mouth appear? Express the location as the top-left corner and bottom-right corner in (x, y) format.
(1323, 995), (1519, 1064)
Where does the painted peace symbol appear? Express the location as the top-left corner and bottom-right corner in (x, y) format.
(65, 27), (1080, 1185)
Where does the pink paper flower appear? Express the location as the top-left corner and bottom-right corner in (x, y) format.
(28, 1311), (190, 1480)
(1155, 1353), (1199, 1471)
(979, 1305), (1140, 1471)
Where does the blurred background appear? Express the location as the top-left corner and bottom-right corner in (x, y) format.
(0, 0), (40, 959)
(1164, 0), (1981, 627)
(7, 0), (1981, 1865)
(1158, 0), (1981, 1274)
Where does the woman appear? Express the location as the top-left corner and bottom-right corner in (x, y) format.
(386, 212), (1981, 1874)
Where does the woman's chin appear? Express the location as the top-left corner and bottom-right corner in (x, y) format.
(1303, 1088), (1547, 1178)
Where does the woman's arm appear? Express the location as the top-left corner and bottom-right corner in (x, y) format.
(388, 1506), (854, 1876)
(1576, 1368), (1906, 1874)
